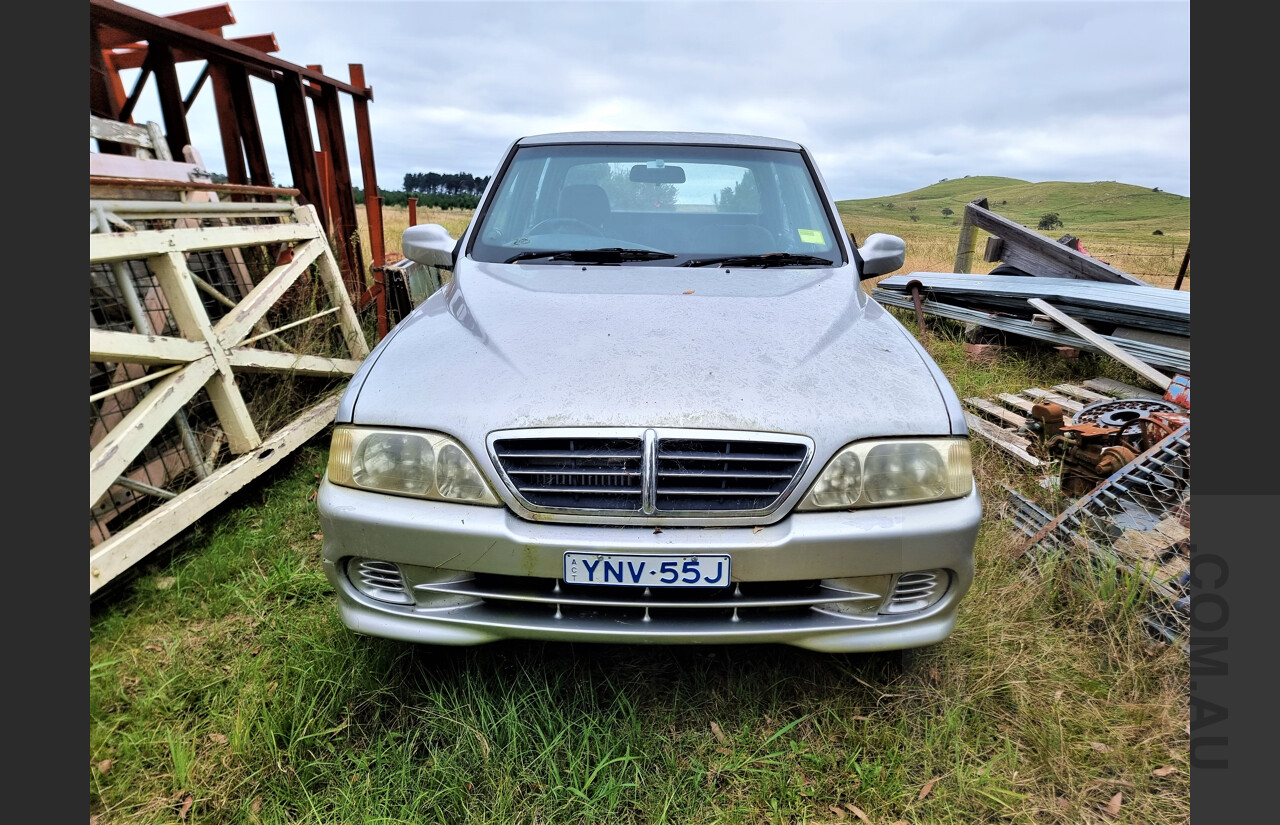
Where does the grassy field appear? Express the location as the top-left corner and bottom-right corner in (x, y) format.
(91, 182), (1191, 824)
(357, 177), (1190, 291)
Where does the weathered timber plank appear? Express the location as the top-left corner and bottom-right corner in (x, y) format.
(212, 237), (328, 347)
(226, 348), (362, 376)
(89, 116), (161, 150)
(89, 152), (203, 182)
(963, 412), (1043, 467)
(89, 358), (218, 507)
(963, 201), (1148, 286)
(1082, 377), (1167, 401)
(1022, 388), (1084, 414)
(90, 222), (321, 263)
(1050, 383), (1113, 403)
(995, 393), (1036, 413)
(90, 395), (340, 594)
(963, 397), (1028, 428)
(150, 251), (261, 454)
(90, 328), (208, 365)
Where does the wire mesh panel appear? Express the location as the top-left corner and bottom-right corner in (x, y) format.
(89, 201), (370, 592)
(1003, 424), (1191, 650)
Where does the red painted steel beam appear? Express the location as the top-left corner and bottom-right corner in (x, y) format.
(349, 65), (380, 202)
(275, 70), (326, 214)
(108, 35), (280, 70)
(119, 63), (151, 124)
(148, 41), (192, 160)
(97, 3), (236, 48)
(90, 0), (372, 99)
(90, 23), (122, 120)
(223, 63), (272, 193)
(208, 62), (248, 189)
(105, 29), (221, 54)
(349, 64), (385, 274)
(314, 75), (364, 291)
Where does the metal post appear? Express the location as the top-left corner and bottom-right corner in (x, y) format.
(953, 197), (988, 274)
(1173, 244), (1190, 291)
(372, 194), (388, 340)
(906, 279), (926, 336)
(408, 197), (417, 227)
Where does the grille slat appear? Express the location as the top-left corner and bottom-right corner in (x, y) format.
(493, 436), (643, 511)
(658, 470), (794, 479)
(655, 437), (807, 512)
(507, 469), (638, 477)
(415, 577), (880, 610)
(492, 429), (811, 519)
(655, 451), (804, 462)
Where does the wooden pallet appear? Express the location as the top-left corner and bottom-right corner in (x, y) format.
(962, 379), (1144, 466)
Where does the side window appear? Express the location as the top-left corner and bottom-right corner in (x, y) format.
(479, 156), (547, 244)
(775, 162), (836, 252)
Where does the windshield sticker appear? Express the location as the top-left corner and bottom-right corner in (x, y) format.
(798, 229), (825, 245)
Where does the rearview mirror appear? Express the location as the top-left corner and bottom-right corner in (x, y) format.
(630, 163), (686, 184)
(857, 233), (906, 279)
(402, 224), (456, 267)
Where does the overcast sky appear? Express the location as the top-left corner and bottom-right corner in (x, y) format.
(114, 0), (1191, 200)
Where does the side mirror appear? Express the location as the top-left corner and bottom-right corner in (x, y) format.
(402, 224), (456, 267)
(857, 233), (906, 280)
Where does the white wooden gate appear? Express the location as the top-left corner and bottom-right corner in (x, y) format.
(89, 200), (369, 594)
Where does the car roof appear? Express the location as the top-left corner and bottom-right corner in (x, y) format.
(515, 131), (804, 151)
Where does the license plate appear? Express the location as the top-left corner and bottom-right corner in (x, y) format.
(563, 552), (731, 587)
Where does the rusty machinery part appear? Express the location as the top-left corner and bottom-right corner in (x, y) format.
(1096, 444), (1139, 476)
(1025, 399), (1190, 493)
(1021, 402), (1068, 447)
(1075, 397), (1183, 430)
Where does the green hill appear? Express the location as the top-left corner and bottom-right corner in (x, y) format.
(836, 177), (1190, 238)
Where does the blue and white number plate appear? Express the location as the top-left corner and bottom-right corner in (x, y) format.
(563, 552), (731, 587)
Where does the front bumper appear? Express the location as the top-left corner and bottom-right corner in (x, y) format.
(317, 480), (981, 652)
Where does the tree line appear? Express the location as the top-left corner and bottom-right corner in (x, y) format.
(402, 171), (490, 196)
(349, 172), (493, 209)
(353, 187), (480, 210)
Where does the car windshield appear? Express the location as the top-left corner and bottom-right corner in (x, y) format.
(469, 143), (845, 267)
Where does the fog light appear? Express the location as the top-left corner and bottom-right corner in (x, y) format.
(814, 574), (894, 617)
(880, 570), (949, 614)
(349, 558), (413, 605)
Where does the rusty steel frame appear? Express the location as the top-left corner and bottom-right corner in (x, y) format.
(91, 0), (389, 332)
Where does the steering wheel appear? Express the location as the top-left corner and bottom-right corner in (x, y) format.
(527, 217), (604, 236)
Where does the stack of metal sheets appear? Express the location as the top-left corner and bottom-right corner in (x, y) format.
(872, 272), (1190, 373)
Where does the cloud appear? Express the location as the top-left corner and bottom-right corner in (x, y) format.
(111, 0), (1191, 198)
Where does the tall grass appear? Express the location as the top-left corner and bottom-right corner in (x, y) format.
(90, 346), (1190, 824)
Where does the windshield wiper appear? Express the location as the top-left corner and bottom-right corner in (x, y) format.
(505, 247), (677, 264)
(679, 253), (834, 268)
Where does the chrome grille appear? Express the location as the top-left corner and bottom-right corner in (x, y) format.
(657, 438), (808, 511)
(489, 428), (813, 520)
(492, 436), (643, 511)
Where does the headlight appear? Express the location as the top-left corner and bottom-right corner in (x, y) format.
(327, 427), (501, 505)
(797, 438), (972, 510)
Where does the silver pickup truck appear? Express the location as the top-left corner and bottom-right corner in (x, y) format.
(317, 131), (980, 651)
